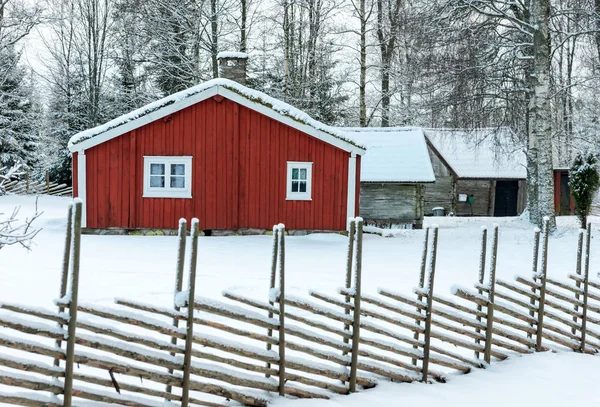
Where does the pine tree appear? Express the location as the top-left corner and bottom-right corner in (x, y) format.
(570, 153), (600, 229)
(0, 45), (40, 169)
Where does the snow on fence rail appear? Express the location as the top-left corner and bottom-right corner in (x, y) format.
(0, 205), (599, 406)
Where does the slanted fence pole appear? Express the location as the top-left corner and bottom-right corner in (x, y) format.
(572, 229), (584, 335)
(266, 226), (279, 377)
(421, 225), (438, 382)
(63, 200), (83, 407)
(528, 227), (541, 342)
(344, 219), (356, 356)
(535, 217), (550, 352)
(167, 219), (187, 394)
(180, 219), (199, 407)
(483, 225), (498, 365)
(54, 203), (73, 367)
(349, 218), (363, 393)
(475, 226), (487, 360)
(412, 226), (429, 366)
(278, 225), (286, 397)
(579, 224), (592, 353)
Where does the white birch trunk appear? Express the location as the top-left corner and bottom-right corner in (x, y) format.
(529, 0), (556, 230)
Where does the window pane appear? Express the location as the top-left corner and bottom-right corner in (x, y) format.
(170, 176), (185, 188)
(299, 181), (306, 193)
(171, 164), (185, 176)
(292, 168), (299, 180)
(150, 175), (165, 187)
(291, 181), (299, 192)
(299, 168), (307, 180)
(150, 163), (165, 175)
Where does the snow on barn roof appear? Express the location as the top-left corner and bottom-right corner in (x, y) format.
(340, 127), (436, 183)
(424, 128), (527, 179)
(68, 78), (365, 154)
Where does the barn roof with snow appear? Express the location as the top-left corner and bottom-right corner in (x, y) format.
(341, 127), (436, 183)
(424, 128), (527, 179)
(68, 78), (366, 154)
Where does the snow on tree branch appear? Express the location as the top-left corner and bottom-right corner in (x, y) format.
(0, 165), (42, 250)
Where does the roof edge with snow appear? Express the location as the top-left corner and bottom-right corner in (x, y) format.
(68, 78), (366, 154)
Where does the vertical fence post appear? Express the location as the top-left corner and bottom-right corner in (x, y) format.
(412, 226), (429, 366)
(572, 229), (584, 335)
(54, 203), (73, 367)
(46, 171), (50, 193)
(277, 225), (286, 397)
(483, 225), (498, 364)
(579, 224), (592, 353)
(167, 219), (187, 394)
(266, 226), (279, 377)
(343, 219), (356, 358)
(475, 226), (487, 359)
(63, 200), (83, 407)
(180, 219), (199, 407)
(421, 225), (438, 382)
(535, 217), (550, 352)
(528, 227), (541, 342)
(349, 218), (363, 393)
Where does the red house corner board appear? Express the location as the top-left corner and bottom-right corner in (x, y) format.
(68, 79), (365, 232)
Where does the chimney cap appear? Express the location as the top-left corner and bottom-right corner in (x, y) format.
(217, 51), (249, 60)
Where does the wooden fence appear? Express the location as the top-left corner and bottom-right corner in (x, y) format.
(0, 205), (598, 406)
(3, 171), (72, 196)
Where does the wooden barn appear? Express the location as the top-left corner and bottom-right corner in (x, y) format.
(68, 61), (365, 233)
(423, 128), (528, 217)
(342, 127), (435, 229)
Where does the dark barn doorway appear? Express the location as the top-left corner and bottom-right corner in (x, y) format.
(494, 181), (519, 217)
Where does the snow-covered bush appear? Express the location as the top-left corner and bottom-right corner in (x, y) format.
(569, 153), (600, 228)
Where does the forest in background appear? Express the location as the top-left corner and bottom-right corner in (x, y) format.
(1, 0), (600, 226)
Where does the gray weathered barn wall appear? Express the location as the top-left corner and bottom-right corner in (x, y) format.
(424, 147), (455, 215)
(592, 191), (600, 216)
(424, 145), (527, 217)
(360, 183), (424, 228)
(454, 180), (493, 216)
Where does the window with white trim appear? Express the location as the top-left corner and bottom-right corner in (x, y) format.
(143, 156), (192, 198)
(286, 162), (313, 200)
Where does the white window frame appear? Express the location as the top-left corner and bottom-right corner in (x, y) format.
(143, 156), (192, 198)
(286, 161), (313, 201)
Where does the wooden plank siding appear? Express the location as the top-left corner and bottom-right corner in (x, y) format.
(424, 146), (455, 215)
(455, 180), (494, 216)
(74, 96), (353, 231)
(359, 183), (423, 228)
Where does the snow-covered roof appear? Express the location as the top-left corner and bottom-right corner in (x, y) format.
(68, 78), (365, 154)
(341, 127), (436, 183)
(217, 51), (248, 59)
(424, 128), (527, 179)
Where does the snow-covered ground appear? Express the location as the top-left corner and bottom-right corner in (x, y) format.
(0, 195), (599, 406)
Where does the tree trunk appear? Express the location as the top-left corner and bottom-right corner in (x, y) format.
(240, 0), (247, 52)
(359, 0), (367, 127)
(381, 54), (390, 127)
(529, 0), (555, 229)
(211, 0), (219, 78)
(596, 0), (600, 62)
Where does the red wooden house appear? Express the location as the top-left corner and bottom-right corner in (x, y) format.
(68, 76), (365, 233)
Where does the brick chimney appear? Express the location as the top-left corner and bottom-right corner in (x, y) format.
(217, 52), (248, 85)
